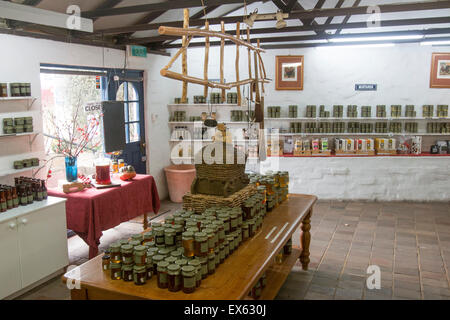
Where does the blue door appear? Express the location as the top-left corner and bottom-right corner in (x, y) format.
(104, 70), (147, 174)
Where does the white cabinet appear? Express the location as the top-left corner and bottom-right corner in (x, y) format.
(0, 219), (22, 299)
(0, 197), (68, 299)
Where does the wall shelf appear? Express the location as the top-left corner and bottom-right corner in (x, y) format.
(0, 131), (40, 139)
(265, 117), (450, 122)
(0, 97), (34, 101)
(168, 104), (240, 108)
(0, 166), (37, 178)
(267, 132), (450, 136)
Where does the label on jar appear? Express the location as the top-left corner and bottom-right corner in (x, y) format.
(1, 202), (6, 210)
(183, 276), (195, 288)
(27, 195), (33, 203)
(112, 254), (121, 261)
(113, 272), (120, 279)
(128, 274), (133, 281)
(103, 264), (108, 270)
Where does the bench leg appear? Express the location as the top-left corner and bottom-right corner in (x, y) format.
(300, 208), (312, 270)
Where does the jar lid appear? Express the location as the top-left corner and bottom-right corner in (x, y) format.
(143, 231), (153, 239)
(157, 261), (169, 269)
(164, 229), (176, 235)
(148, 247), (159, 254)
(167, 264), (181, 272)
(153, 254), (165, 262)
(172, 224), (183, 231)
(174, 217), (184, 224)
(165, 256), (177, 264)
(188, 259), (200, 267)
(102, 255), (110, 260)
(208, 252), (215, 258)
(186, 227), (199, 233)
(182, 231), (194, 239)
(171, 250), (182, 257)
(121, 244), (133, 251)
(213, 220), (224, 226)
(129, 240), (141, 247)
(151, 222), (162, 228)
(181, 265), (195, 275)
(158, 248), (170, 256)
(110, 242), (121, 250)
(194, 232), (207, 241)
(175, 259), (188, 266)
(198, 256), (208, 263)
(131, 234), (142, 240)
(203, 228), (214, 235)
(134, 245), (146, 252)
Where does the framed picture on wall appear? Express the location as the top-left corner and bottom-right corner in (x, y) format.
(430, 53), (450, 88)
(276, 55), (304, 90)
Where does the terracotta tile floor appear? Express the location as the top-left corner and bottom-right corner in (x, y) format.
(16, 200), (450, 300)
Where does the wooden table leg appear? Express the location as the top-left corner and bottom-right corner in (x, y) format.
(71, 288), (88, 300)
(143, 213), (148, 230)
(300, 208), (312, 270)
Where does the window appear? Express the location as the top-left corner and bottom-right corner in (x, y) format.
(117, 82), (140, 143)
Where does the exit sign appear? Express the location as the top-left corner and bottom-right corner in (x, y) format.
(127, 45), (147, 58)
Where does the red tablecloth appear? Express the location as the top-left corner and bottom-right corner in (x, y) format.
(49, 174), (160, 259)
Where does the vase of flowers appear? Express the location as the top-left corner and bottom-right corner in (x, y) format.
(65, 156), (78, 182)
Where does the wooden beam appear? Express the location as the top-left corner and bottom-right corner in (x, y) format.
(247, 27), (253, 102)
(83, 0), (247, 18)
(235, 21), (241, 106)
(335, 0), (361, 35)
(95, 1), (450, 35)
(181, 9), (189, 104)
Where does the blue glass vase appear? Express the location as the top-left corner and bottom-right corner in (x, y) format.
(65, 156), (78, 182)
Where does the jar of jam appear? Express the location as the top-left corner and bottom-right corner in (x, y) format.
(122, 264), (134, 282)
(157, 261), (169, 289)
(182, 231), (195, 257)
(119, 238), (129, 246)
(194, 232), (208, 257)
(172, 224), (183, 246)
(131, 233), (143, 243)
(213, 220), (225, 244)
(154, 227), (165, 246)
(121, 244), (133, 265)
(152, 254), (165, 273)
(164, 228), (176, 247)
(248, 219), (256, 238)
(175, 259), (188, 268)
(185, 220), (197, 229)
(236, 229), (242, 246)
(229, 212), (238, 233)
(242, 222), (249, 241)
(223, 239), (230, 258)
(182, 265), (196, 294)
(110, 243), (122, 263)
(110, 262), (122, 280)
(167, 264), (182, 292)
(102, 254), (110, 271)
(143, 231), (153, 244)
(134, 245), (147, 266)
(203, 228), (215, 253)
(133, 265), (147, 286)
(188, 259), (202, 288)
(218, 213), (230, 235)
(199, 256), (208, 279)
(207, 252), (216, 275)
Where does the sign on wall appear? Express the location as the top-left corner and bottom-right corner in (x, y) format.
(355, 84), (377, 91)
(127, 45), (147, 58)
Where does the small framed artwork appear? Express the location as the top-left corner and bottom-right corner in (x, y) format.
(276, 55), (304, 90)
(430, 53), (450, 88)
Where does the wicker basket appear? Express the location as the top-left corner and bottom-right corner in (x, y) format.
(183, 184), (257, 213)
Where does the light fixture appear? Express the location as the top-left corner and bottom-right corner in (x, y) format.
(0, 0), (93, 33)
(275, 10), (287, 29)
(420, 40), (450, 46)
(318, 43), (395, 49)
(244, 9), (258, 28)
(329, 35), (423, 43)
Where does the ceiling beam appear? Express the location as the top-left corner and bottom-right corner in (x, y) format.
(95, 1), (450, 35)
(156, 27), (450, 48)
(335, 0), (361, 35)
(82, 0), (249, 18)
(91, 0), (123, 22)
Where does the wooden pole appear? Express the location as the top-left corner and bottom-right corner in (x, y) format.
(204, 20), (210, 98)
(181, 8), (189, 103)
(257, 39), (265, 94)
(220, 21), (225, 103)
(247, 27), (253, 102)
(235, 22), (241, 106)
(254, 38), (263, 124)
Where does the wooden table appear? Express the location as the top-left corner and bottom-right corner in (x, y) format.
(63, 194), (316, 300)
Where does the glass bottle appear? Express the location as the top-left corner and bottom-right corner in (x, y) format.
(41, 180), (48, 199)
(26, 184), (33, 204)
(133, 265), (147, 286)
(122, 264), (134, 282)
(167, 264), (182, 292)
(157, 261), (169, 289)
(35, 182), (43, 201)
(181, 265), (196, 294)
(194, 232), (208, 257)
(5, 187), (13, 210)
(11, 186), (19, 208)
(0, 190), (7, 212)
(18, 185), (27, 206)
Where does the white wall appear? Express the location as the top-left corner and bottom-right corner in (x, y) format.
(1, 33), (449, 200)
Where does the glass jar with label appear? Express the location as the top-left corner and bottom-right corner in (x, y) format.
(167, 264), (182, 292)
(236, 229), (242, 246)
(157, 261), (169, 289)
(199, 256), (208, 279)
(122, 264), (134, 282)
(182, 231), (195, 257)
(213, 220), (225, 244)
(207, 224), (219, 248)
(182, 265), (196, 294)
(152, 254), (165, 273)
(174, 217), (184, 227)
(102, 254), (110, 271)
(110, 262), (122, 280)
(172, 224), (183, 246)
(134, 245), (147, 266)
(164, 228), (176, 247)
(194, 232), (208, 257)
(146, 260), (153, 280)
(133, 265), (147, 286)
(151, 222), (162, 228)
(142, 231), (153, 244)
(207, 252), (216, 275)
(217, 213), (230, 235)
(110, 243), (122, 263)
(120, 244), (133, 265)
(214, 249), (220, 268)
(188, 259), (202, 288)
(203, 228), (215, 253)
(154, 227), (165, 246)
(242, 199), (253, 221)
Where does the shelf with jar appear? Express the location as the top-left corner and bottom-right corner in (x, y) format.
(0, 152), (43, 178)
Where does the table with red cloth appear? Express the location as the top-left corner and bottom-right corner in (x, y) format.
(48, 174), (160, 259)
